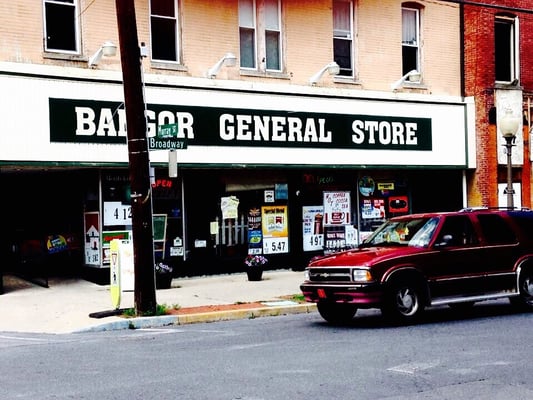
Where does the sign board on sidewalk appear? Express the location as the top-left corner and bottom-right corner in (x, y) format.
(109, 239), (121, 309)
(109, 239), (135, 310)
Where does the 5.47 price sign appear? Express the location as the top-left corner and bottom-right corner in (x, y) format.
(263, 238), (289, 254)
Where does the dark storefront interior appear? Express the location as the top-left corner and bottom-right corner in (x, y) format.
(1, 166), (464, 284)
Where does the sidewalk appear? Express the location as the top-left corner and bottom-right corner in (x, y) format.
(0, 269), (316, 334)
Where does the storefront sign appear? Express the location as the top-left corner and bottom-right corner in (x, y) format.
(49, 98), (432, 151)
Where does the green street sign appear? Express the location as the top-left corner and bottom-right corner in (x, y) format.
(149, 123), (188, 150)
(158, 123), (178, 138)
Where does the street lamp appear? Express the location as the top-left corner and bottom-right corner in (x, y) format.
(309, 62), (340, 85)
(206, 52), (237, 78)
(499, 108), (520, 209)
(88, 41), (117, 68)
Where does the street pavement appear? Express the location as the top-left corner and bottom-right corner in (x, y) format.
(0, 269), (315, 334)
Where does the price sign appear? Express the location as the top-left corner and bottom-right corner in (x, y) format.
(103, 201), (132, 226)
(306, 234), (323, 250)
(263, 238), (289, 254)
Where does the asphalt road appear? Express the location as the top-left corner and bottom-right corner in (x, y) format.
(1, 300), (532, 400)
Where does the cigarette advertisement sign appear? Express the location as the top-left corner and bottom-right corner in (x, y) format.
(247, 208), (263, 255)
(261, 205), (289, 254)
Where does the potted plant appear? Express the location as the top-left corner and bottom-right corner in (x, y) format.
(244, 254), (268, 281)
(154, 261), (173, 289)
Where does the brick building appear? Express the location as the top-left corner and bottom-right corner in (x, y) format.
(0, 1), (474, 278)
(462, 0), (533, 209)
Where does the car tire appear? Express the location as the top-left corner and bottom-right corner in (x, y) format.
(509, 267), (533, 311)
(381, 279), (425, 325)
(317, 302), (357, 324)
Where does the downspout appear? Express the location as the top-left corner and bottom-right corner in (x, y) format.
(459, 2), (468, 209)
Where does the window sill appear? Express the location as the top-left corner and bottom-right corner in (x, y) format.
(395, 82), (428, 91)
(240, 69), (290, 80)
(150, 61), (188, 72)
(43, 52), (85, 62)
(333, 76), (362, 86)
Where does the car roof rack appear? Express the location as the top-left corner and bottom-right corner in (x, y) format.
(459, 207), (488, 212)
(460, 206), (531, 212)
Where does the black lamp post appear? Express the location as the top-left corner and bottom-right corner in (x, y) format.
(499, 109), (520, 209)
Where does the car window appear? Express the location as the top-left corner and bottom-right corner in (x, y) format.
(508, 211), (533, 237)
(477, 214), (517, 245)
(409, 217), (440, 247)
(363, 217), (438, 247)
(434, 215), (478, 247)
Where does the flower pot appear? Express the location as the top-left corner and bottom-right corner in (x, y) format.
(246, 268), (263, 281)
(156, 273), (173, 289)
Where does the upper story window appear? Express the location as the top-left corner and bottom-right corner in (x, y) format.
(333, 0), (354, 77)
(239, 0), (282, 72)
(495, 15), (519, 83)
(402, 6), (420, 75)
(150, 0), (180, 63)
(43, 0), (79, 53)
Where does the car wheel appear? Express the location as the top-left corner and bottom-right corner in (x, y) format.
(382, 280), (425, 324)
(510, 267), (533, 311)
(317, 302), (357, 324)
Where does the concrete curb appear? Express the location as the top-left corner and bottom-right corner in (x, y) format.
(74, 303), (317, 333)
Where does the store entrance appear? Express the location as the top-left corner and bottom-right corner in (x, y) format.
(3, 169), (86, 285)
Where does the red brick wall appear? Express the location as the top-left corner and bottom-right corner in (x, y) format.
(464, 2), (533, 208)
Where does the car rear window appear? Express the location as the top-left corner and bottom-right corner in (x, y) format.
(508, 211), (533, 237)
(477, 214), (517, 244)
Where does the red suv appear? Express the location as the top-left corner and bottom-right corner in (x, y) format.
(300, 208), (533, 324)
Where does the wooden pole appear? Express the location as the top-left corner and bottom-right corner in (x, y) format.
(115, 0), (157, 315)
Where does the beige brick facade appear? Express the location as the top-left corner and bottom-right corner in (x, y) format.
(0, 0), (461, 94)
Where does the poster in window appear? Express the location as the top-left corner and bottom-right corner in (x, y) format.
(261, 205), (289, 254)
(247, 207), (263, 254)
(361, 198), (385, 219)
(84, 212), (101, 266)
(302, 206), (324, 251)
(221, 196), (239, 219)
(323, 191), (351, 226)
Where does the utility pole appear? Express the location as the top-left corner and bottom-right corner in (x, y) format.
(115, 0), (157, 315)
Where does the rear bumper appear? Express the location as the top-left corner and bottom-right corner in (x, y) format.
(300, 283), (383, 307)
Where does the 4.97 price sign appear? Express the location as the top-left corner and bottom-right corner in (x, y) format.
(261, 205), (289, 254)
